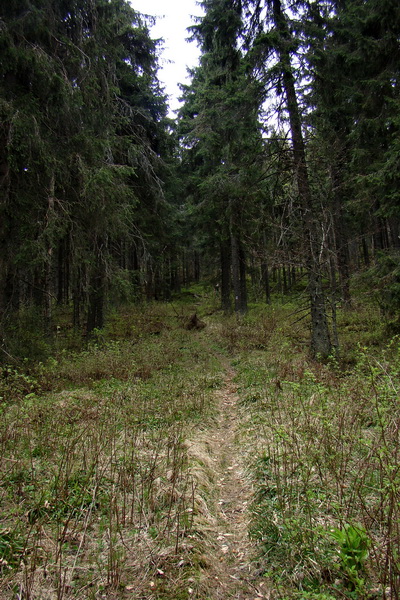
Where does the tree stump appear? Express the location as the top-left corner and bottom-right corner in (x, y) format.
(184, 313), (206, 330)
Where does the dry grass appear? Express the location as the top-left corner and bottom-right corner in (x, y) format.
(0, 308), (222, 600)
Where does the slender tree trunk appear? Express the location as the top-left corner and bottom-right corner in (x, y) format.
(129, 243), (141, 299)
(239, 237), (247, 314)
(230, 231), (247, 315)
(0, 121), (11, 318)
(388, 217), (400, 249)
(231, 231), (241, 314)
(73, 278), (82, 329)
(231, 232), (241, 314)
(361, 236), (370, 267)
(57, 237), (70, 305)
(0, 254), (7, 318)
(86, 236), (106, 335)
(329, 255), (340, 352)
(43, 174), (55, 336)
(331, 162), (351, 306)
(261, 259), (271, 304)
(282, 264), (288, 294)
(154, 267), (162, 300)
(220, 237), (232, 313)
(229, 196), (247, 316)
(272, 0), (332, 358)
(194, 251), (201, 283)
(182, 251), (188, 286)
(57, 242), (63, 305)
(261, 229), (271, 302)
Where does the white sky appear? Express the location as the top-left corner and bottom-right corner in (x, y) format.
(131, 0), (204, 116)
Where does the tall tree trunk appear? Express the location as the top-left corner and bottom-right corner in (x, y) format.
(239, 237), (247, 314)
(57, 236), (70, 305)
(0, 120), (12, 319)
(388, 217), (400, 249)
(73, 275), (82, 330)
(361, 236), (370, 268)
(330, 154), (351, 307)
(220, 237), (232, 313)
(86, 236), (106, 335)
(129, 243), (141, 299)
(230, 226), (247, 315)
(231, 231), (241, 314)
(261, 259), (271, 304)
(272, 0), (332, 358)
(194, 251), (201, 283)
(43, 174), (55, 337)
(282, 264), (288, 294)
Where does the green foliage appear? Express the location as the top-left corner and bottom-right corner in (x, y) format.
(2, 306), (53, 362)
(177, 0), (264, 314)
(0, 528), (24, 572)
(0, 365), (41, 403)
(330, 524), (370, 591)
(359, 251), (400, 332)
(0, 0), (173, 341)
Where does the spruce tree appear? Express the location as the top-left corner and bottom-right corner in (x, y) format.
(248, 0), (333, 357)
(0, 0), (170, 348)
(178, 0), (263, 314)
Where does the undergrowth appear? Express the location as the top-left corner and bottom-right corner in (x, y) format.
(224, 302), (400, 599)
(1, 292), (399, 599)
(0, 302), (221, 599)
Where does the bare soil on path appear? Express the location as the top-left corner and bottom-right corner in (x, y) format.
(185, 360), (269, 600)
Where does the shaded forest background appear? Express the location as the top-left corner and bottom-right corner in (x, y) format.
(1, 0), (400, 360)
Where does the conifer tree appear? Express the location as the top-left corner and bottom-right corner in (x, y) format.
(0, 0), (170, 347)
(178, 0), (263, 314)
(248, 0), (333, 357)
(307, 0), (400, 294)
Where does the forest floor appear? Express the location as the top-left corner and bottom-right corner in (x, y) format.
(0, 307), (271, 600)
(1, 296), (399, 599)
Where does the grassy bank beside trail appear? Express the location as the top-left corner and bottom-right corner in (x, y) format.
(0, 302), (223, 600)
(1, 292), (399, 599)
(218, 303), (400, 600)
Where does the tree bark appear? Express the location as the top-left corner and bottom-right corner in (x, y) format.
(272, 0), (332, 358)
(0, 119), (11, 318)
(43, 174), (55, 337)
(261, 259), (271, 304)
(86, 236), (106, 335)
(330, 148), (352, 306)
(231, 231), (241, 314)
(239, 238), (247, 314)
(220, 237), (232, 312)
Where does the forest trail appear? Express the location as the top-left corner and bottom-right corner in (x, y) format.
(184, 357), (268, 600)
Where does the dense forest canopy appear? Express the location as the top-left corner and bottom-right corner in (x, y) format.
(0, 0), (399, 359)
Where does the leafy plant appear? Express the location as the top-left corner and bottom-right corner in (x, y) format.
(330, 524), (370, 591)
(0, 529), (24, 572)
(0, 365), (41, 403)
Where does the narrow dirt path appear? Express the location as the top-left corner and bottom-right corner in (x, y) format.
(185, 360), (269, 600)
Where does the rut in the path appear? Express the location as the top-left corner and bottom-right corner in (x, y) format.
(185, 365), (268, 600)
